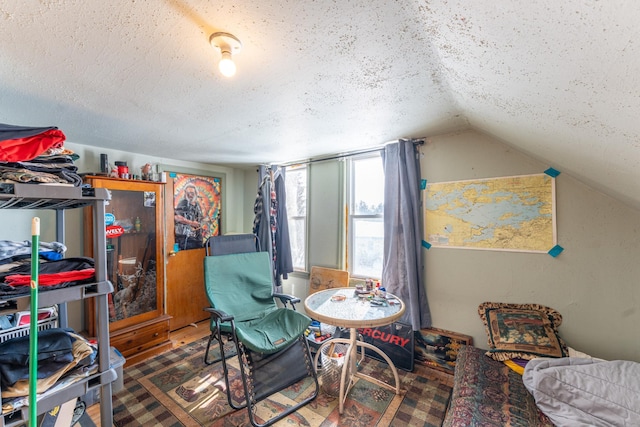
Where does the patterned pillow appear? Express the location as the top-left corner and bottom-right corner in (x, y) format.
(478, 302), (568, 361)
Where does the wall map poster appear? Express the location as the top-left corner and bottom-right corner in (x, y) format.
(424, 173), (556, 253)
(172, 173), (222, 250)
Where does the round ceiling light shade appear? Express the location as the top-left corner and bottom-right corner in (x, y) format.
(209, 32), (242, 77)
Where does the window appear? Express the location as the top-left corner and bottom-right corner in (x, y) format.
(348, 154), (384, 278)
(285, 165), (308, 271)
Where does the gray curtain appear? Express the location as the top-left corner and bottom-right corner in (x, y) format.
(253, 165), (293, 292)
(381, 139), (431, 330)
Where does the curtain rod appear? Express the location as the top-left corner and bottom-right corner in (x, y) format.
(274, 138), (424, 168)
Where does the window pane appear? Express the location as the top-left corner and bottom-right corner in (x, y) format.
(353, 156), (384, 215)
(288, 218), (306, 270)
(285, 168), (307, 216)
(285, 166), (307, 271)
(352, 218), (383, 278)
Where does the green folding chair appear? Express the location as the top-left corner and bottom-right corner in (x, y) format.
(203, 234), (260, 365)
(203, 251), (319, 427)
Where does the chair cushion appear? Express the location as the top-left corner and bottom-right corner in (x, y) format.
(204, 252), (275, 323)
(204, 251), (311, 354)
(236, 308), (311, 354)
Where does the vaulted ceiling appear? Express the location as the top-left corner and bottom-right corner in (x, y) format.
(1, 1), (639, 209)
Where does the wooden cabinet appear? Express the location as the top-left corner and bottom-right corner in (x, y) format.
(84, 176), (172, 366)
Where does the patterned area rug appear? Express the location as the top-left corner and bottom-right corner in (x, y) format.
(112, 338), (451, 426)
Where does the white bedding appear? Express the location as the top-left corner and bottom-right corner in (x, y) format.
(523, 357), (640, 427)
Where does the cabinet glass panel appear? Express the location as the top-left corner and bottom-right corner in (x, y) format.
(105, 189), (157, 323)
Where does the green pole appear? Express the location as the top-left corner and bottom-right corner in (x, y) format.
(29, 217), (40, 426)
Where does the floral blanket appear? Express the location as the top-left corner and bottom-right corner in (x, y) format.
(442, 345), (553, 427)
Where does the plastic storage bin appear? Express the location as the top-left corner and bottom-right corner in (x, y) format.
(82, 346), (126, 405)
(305, 322), (338, 353)
(0, 306), (58, 344)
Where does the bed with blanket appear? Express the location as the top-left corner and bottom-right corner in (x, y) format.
(443, 302), (640, 426)
(442, 345), (554, 427)
(523, 357), (640, 426)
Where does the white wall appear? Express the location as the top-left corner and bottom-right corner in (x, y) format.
(22, 130), (635, 362)
(274, 129), (640, 363)
(422, 130), (640, 362)
(243, 169), (259, 233)
(66, 142), (247, 235)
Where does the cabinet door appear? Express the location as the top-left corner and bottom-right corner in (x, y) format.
(164, 173), (220, 330)
(85, 178), (165, 333)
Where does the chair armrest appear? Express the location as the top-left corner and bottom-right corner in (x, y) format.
(204, 307), (234, 323)
(272, 293), (301, 310)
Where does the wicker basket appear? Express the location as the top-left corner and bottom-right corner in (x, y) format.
(320, 341), (348, 396)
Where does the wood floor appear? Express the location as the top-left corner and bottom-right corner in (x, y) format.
(87, 319), (211, 426)
(87, 320), (454, 426)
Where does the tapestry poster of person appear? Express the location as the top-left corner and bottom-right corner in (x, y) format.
(172, 173), (222, 250)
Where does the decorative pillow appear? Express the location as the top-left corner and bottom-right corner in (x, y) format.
(478, 302), (568, 361)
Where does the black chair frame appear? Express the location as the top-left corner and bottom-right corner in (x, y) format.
(202, 235), (319, 426)
(206, 306), (319, 427)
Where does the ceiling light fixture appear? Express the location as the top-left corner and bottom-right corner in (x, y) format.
(209, 32), (242, 78)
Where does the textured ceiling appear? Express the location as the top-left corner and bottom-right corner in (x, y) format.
(1, 1), (639, 209)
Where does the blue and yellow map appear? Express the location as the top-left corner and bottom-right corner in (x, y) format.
(425, 174), (556, 252)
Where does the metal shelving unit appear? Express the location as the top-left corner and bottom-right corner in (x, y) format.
(0, 183), (115, 427)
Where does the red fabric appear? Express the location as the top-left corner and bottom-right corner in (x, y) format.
(4, 268), (95, 287)
(0, 129), (66, 162)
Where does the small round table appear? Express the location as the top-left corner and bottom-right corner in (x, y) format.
(304, 287), (406, 414)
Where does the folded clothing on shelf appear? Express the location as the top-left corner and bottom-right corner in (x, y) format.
(0, 257), (95, 297)
(0, 327), (96, 398)
(0, 123), (65, 162)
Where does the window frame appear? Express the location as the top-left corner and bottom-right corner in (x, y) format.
(285, 164), (309, 272)
(346, 152), (384, 279)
